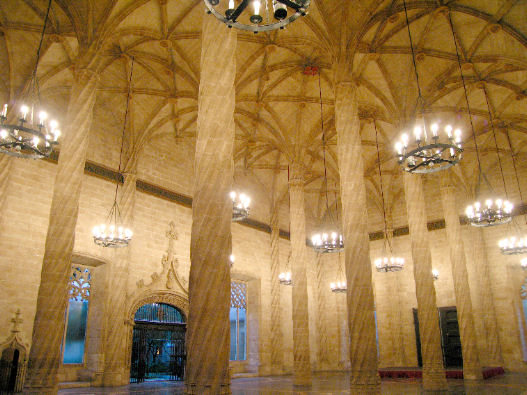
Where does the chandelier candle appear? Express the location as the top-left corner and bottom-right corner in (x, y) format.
(522, 258), (527, 270)
(465, 199), (513, 227)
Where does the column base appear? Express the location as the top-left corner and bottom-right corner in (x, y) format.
(293, 374), (312, 387)
(350, 372), (381, 394)
(185, 383), (231, 394)
(24, 368), (59, 395)
(463, 366), (483, 380)
(422, 367), (448, 391)
(102, 369), (128, 387)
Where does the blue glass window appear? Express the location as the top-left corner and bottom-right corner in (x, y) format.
(63, 267), (91, 364)
(230, 281), (247, 361)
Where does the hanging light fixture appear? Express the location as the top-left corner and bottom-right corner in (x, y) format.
(204, 0), (310, 33)
(229, 254), (235, 267)
(432, 269), (439, 280)
(442, 11), (513, 227)
(498, 130), (526, 254)
(0, 0), (60, 159)
(230, 191), (251, 221)
(279, 253), (292, 285)
(330, 256), (347, 293)
(310, 66), (344, 254)
(92, 57), (135, 248)
(394, 0), (463, 173)
(521, 258), (527, 271)
(372, 119), (405, 272)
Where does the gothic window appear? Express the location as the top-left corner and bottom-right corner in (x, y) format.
(62, 267), (91, 364)
(230, 281), (247, 361)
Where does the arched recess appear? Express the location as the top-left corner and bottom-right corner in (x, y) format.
(0, 312), (28, 392)
(123, 291), (189, 382)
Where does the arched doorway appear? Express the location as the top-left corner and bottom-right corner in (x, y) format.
(130, 303), (186, 383)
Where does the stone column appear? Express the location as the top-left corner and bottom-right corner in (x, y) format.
(335, 81), (380, 393)
(439, 172), (482, 379)
(470, 228), (503, 366)
(288, 162), (312, 386)
(185, 15), (236, 395)
(315, 253), (329, 370)
(403, 172), (447, 391)
(0, 155), (11, 211)
(24, 67), (99, 394)
(269, 205), (284, 374)
(102, 165), (137, 386)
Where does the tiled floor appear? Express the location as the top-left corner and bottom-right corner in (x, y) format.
(58, 372), (527, 394)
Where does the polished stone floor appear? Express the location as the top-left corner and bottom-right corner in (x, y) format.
(58, 372), (527, 394)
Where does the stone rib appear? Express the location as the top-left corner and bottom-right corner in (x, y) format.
(24, 68), (99, 394)
(289, 162), (312, 386)
(270, 207), (284, 374)
(184, 15), (236, 395)
(335, 82), (380, 393)
(440, 173), (482, 379)
(403, 172), (447, 391)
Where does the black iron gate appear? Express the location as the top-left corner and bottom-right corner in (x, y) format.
(130, 323), (186, 383)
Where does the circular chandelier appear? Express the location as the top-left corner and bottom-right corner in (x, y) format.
(330, 281), (347, 293)
(93, 57), (135, 248)
(521, 258), (527, 271)
(311, 67), (344, 255)
(230, 191), (250, 221)
(204, 0), (310, 33)
(1, 0), (60, 159)
(0, 105), (60, 159)
(375, 256), (405, 273)
(311, 232), (344, 253)
(395, 122), (463, 174)
(432, 269), (439, 280)
(278, 271), (292, 285)
(373, 119), (406, 274)
(466, 199), (513, 227)
(499, 236), (527, 255)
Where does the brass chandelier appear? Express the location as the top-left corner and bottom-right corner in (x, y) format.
(230, 191), (251, 221)
(0, 0), (60, 159)
(92, 57), (135, 248)
(394, 0), (463, 174)
(204, 0), (310, 33)
(310, 66), (343, 254)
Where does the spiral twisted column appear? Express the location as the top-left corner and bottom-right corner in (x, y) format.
(403, 172), (447, 391)
(24, 67), (99, 394)
(102, 169), (137, 386)
(289, 162), (312, 386)
(0, 154), (11, 212)
(269, 206), (284, 374)
(185, 15), (236, 395)
(315, 253), (329, 370)
(335, 82), (380, 394)
(470, 228), (503, 366)
(440, 173), (482, 379)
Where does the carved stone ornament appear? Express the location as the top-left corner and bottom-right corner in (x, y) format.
(0, 309), (29, 392)
(136, 221), (188, 295)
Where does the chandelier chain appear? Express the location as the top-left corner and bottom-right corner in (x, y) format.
(32, 0), (52, 106)
(318, 70), (330, 219)
(373, 119), (392, 254)
(402, 0), (424, 110)
(110, 55), (135, 224)
(482, 87), (508, 200)
(448, 11), (483, 186)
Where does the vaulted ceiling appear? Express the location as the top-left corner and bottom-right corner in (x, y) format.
(1, 0), (526, 232)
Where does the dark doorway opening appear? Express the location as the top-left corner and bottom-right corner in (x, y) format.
(413, 306), (463, 369)
(130, 303), (186, 383)
(0, 348), (19, 392)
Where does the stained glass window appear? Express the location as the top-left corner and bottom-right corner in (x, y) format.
(230, 281), (247, 361)
(63, 267), (91, 364)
